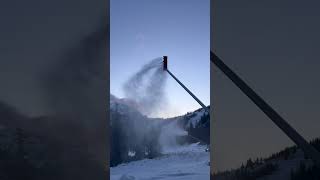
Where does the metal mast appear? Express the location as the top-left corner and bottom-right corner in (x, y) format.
(163, 56), (209, 113)
(211, 51), (320, 166)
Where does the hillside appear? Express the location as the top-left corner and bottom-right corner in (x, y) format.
(110, 94), (210, 167)
(0, 101), (106, 180)
(110, 95), (210, 179)
(213, 138), (320, 180)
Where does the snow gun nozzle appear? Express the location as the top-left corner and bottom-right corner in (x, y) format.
(163, 56), (168, 71)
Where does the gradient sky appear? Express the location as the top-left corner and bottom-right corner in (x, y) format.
(110, 0), (210, 118)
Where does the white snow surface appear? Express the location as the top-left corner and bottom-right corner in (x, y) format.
(110, 142), (210, 180)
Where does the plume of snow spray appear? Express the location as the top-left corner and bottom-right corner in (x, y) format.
(120, 57), (190, 156)
(159, 120), (188, 153)
(123, 57), (167, 116)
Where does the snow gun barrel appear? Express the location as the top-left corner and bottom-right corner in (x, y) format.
(162, 56), (209, 113)
(163, 56), (167, 71)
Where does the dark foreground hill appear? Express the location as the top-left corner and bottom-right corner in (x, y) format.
(0, 101), (106, 180)
(213, 138), (320, 180)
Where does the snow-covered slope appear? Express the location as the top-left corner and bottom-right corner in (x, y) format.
(110, 95), (210, 179)
(184, 107), (209, 129)
(110, 142), (209, 180)
(164, 106), (210, 130)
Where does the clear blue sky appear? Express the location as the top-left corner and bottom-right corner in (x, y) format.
(111, 0), (209, 118)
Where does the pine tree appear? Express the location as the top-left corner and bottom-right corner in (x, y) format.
(246, 158), (254, 169)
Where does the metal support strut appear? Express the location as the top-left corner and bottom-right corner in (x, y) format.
(163, 56), (209, 113)
(211, 51), (320, 166)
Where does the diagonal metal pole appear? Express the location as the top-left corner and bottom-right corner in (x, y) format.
(166, 68), (210, 145)
(211, 51), (320, 166)
(163, 56), (209, 113)
(166, 69), (209, 114)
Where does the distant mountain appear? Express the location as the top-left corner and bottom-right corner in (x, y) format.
(165, 106), (210, 129)
(166, 106), (210, 144)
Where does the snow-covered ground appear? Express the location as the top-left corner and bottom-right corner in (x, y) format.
(110, 142), (210, 180)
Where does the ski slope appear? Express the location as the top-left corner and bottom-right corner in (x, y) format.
(110, 143), (210, 180)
